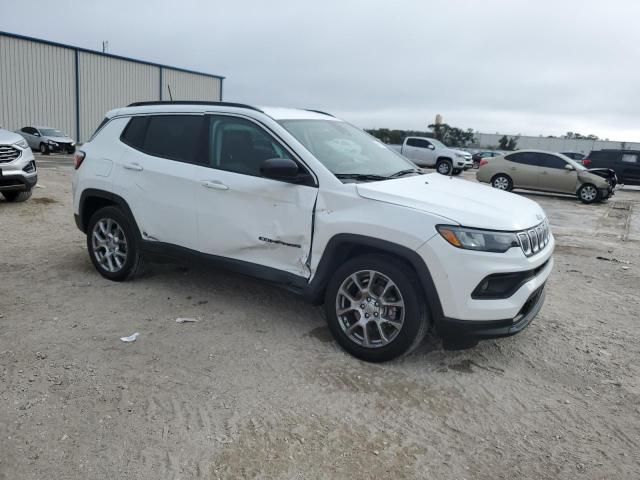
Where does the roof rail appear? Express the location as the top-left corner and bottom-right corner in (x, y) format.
(126, 101), (263, 112)
(305, 109), (334, 117)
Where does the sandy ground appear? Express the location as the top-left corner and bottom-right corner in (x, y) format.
(1, 157), (639, 479)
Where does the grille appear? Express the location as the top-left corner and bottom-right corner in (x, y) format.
(0, 145), (21, 163)
(517, 219), (551, 257)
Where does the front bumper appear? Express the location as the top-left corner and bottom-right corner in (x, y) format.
(418, 231), (554, 322)
(47, 142), (76, 153)
(437, 285), (546, 339)
(0, 147), (37, 191)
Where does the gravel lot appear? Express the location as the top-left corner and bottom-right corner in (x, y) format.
(1, 156), (639, 479)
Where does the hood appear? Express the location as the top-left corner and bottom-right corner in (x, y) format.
(356, 173), (546, 231)
(0, 128), (24, 145)
(452, 149), (471, 157)
(579, 169), (611, 187)
(47, 136), (74, 143)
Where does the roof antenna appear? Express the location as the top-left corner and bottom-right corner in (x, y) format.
(167, 84), (173, 101)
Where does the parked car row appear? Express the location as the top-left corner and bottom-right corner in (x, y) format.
(398, 136), (473, 175)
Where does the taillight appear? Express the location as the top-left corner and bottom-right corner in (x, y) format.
(582, 158), (591, 167)
(479, 159), (489, 167)
(74, 151), (86, 170)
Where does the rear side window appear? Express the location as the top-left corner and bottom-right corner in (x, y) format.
(120, 115), (207, 164)
(505, 152), (539, 165)
(540, 153), (567, 169)
(406, 138), (431, 148)
(120, 117), (148, 149)
(621, 153), (638, 163)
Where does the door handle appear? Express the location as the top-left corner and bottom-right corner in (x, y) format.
(123, 162), (143, 171)
(201, 180), (229, 191)
(541, 171), (548, 175)
(510, 167), (517, 170)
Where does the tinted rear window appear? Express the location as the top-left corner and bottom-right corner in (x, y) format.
(120, 117), (148, 149)
(143, 115), (205, 163)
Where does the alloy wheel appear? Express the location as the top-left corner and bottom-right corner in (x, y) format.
(437, 162), (451, 175)
(580, 185), (597, 201)
(335, 270), (405, 348)
(91, 218), (128, 273)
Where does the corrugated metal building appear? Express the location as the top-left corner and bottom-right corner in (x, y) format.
(0, 31), (224, 142)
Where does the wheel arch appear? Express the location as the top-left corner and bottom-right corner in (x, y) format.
(436, 156), (453, 163)
(303, 234), (444, 320)
(78, 189), (138, 235)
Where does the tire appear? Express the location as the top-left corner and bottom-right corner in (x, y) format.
(324, 254), (429, 362)
(39, 143), (50, 155)
(2, 189), (32, 202)
(436, 159), (452, 175)
(452, 169), (462, 176)
(491, 173), (513, 191)
(86, 206), (143, 281)
(577, 183), (599, 204)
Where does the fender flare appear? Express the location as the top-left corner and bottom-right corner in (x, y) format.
(77, 188), (138, 234)
(303, 233), (443, 321)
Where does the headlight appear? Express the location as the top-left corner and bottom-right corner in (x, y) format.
(437, 225), (520, 253)
(13, 138), (28, 149)
(71, 142), (76, 146)
(48, 140), (59, 146)
(455, 152), (464, 158)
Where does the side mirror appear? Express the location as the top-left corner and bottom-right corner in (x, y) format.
(260, 157), (299, 180)
(428, 144), (435, 150)
(34, 132), (41, 137)
(564, 164), (574, 170)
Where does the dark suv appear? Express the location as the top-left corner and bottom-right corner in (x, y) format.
(584, 150), (640, 185)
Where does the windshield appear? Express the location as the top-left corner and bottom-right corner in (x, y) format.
(278, 119), (416, 178)
(40, 128), (65, 137)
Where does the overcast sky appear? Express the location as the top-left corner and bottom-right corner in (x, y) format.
(2, 0), (639, 140)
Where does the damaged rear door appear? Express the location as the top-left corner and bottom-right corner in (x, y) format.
(193, 114), (318, 277)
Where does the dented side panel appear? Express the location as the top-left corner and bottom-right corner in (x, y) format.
(194, 166), (317, 277)
(308, 184), (445, 280)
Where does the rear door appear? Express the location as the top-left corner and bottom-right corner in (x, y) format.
(193, 114), (318, 277)
(402, 138), (435, 166)
(538, 153), (578, 193)
(503, 152), (542, 189)
(114, 114), (205, 250)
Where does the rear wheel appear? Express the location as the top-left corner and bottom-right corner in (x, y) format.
(39, 143), (50, 155)
(2, 189), (32, 202)
(491, 174), (513, 191)
(86, 206), (143, 281)
(436, 159), (452, 175)
(577, 183), (599, 204)
(324, 254), (429, 362)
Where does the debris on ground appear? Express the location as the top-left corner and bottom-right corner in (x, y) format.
(120, 332), (140, 343)
(596, 256), (630, 264)
(176, 317), (198, 324)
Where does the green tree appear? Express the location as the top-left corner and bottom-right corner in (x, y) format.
(507, 136), (519, 151)
(427, 123), (476, 147)
(498, 135), (509, 150)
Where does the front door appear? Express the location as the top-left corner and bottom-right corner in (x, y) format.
(194, 114), (318, 277)
(538, 153), (578, 194)
(403, 138), (436, 166)
(503, 152), (542, 190)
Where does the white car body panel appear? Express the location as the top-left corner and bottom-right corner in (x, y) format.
(400, 136), (473, 169)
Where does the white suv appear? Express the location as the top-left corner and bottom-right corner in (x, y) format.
(0, 128), (37, 202)
(72, 102), (554, 362)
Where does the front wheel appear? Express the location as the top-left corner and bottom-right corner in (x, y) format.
(577, 183), (599, 204)
(39, 143), (50, 155)
(324, 254), (429, 362)
(436, 159), (452, 175)
(86, 206), (143, 281)
(2, 189), (32, 202)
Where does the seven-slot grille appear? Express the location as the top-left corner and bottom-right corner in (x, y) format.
(0, 145), (21, 163)
(517, 220), (551, 257)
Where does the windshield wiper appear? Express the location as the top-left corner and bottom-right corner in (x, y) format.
(389, 169), (422, 178)
(335, 173), (390, 181)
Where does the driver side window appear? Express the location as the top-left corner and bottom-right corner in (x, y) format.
(208, 116), (291, 177)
